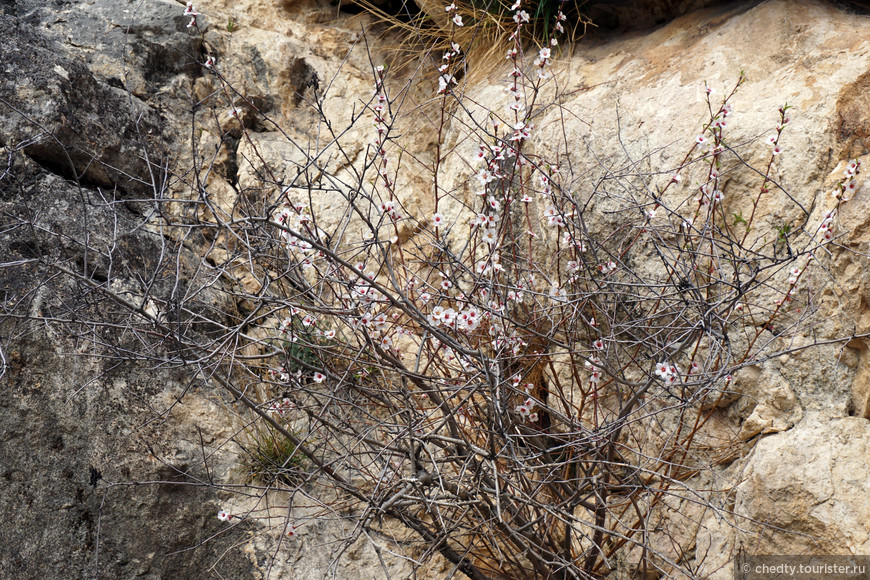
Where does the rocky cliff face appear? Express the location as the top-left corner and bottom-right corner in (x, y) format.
(2, 0), (870, 578)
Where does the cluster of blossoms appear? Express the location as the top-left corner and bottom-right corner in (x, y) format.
(696, 183), (724, 206)
(819, 159), (861, 243)
(273, 202), (318, 267)
(818, 208), (837, 242)
(476, 252), (504, 276)
(514, 385), (539, 421)
(775, 260), (808, 306)
(765, 134), (783, 156)
(585, 356), (603, 385)
(426, 305), (483, 333)
(598, 260), (617, 275)
(542, 205), (565, 227)
(515, 399), (538, 422)
(359, 310), (391, 332)
(842, 158), (862, 193)
(655, 361), (681, 386)
(371, 65), (396, 191)
(548, 284), (567, 302)
(184, 1), (199, 28)
(379, 200), (400, 221)
(509, 120), (533, 143)
(370, 65), (408, 246)
(437, 5), (462, 94)
(445, 2), (463, 27)
(764, 103), (791, 155)
(269, 366), (291, 383)
(358, 304), (409, 353)
(268, 397), (296, 417)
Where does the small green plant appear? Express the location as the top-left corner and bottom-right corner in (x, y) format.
(732, 211), (747, 227)
(777, 222), (792, 240)
(226, 16), (236, 33)
(240, 421), (306, 487)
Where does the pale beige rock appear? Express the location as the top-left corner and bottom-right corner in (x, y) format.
(737, 369), (802, 440)
(736, 418), (870, 554)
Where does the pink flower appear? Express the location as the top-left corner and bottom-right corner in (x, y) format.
(655, 361), (671, 378)
(445, 2), (456, 11)
(313, 372), (326, 383)
(432, 213), (445, 227)
(452, 14), (463, 26)
(593, 339), (605, 350)
(773, 146), (782, 156)
(286, 525), (297, 538)
(514, 10), (530, 23)
(217, 510), (232, 522)
(598, 260), (617, 275)
(373, 312), (388, 330)
(695, 135), (708, 146)
(766, 135), (777, 146)
(441, 280), (452, 290)
(184, 2), (198, 16)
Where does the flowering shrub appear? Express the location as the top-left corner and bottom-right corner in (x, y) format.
(159, 2), (866, 577)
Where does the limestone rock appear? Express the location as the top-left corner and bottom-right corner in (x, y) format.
(736, 418), (870, 554)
